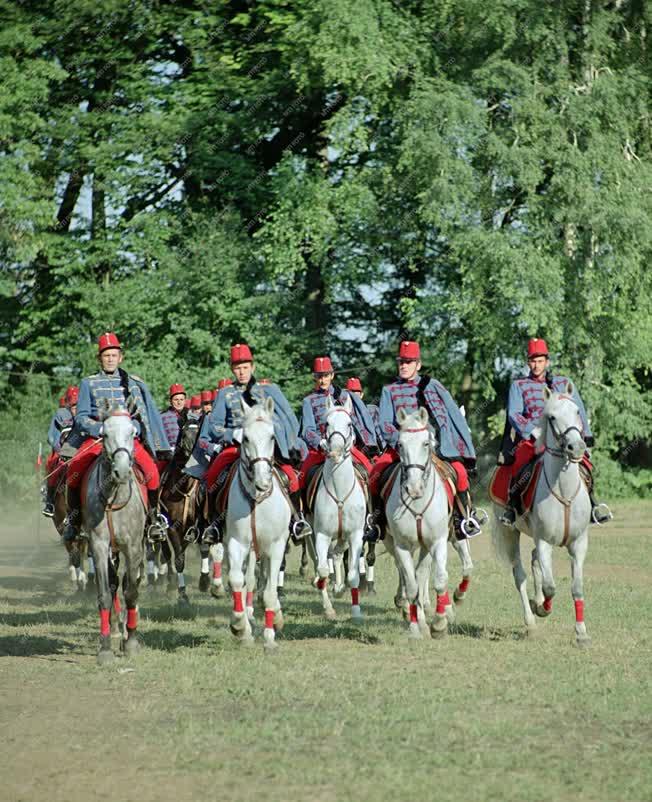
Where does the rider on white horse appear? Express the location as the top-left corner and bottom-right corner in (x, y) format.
(186, 343), (311, 541)
(369, 340), (485, 540)
(344, 376), (386, 450)
(42, 385), (78, 517)
(496, 337), (612, 527)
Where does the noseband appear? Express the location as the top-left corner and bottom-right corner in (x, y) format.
(547, 418), (584, 462)
(399, 426), (432, 483)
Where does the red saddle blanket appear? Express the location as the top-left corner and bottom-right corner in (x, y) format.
(81, 458), (149, 510)
(489, 461), (542, 516)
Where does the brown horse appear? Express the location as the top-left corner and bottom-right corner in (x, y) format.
(159, 416), (209, 604)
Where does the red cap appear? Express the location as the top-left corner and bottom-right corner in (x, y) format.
(345, 377), (362, 392)
(312, 356), (333, 374)
(217, 378), (233, 390)
(65, 385), (79, 405)
(58, 396), (66, 407)
(201, 390), (212, 403)
(211, 389), (217, 401)
(98, 332), (121, 353)
(398, 340), (420, 360)
(184, 398), (191, 409)
(190, 394), (202, 409)
(169, 383), (185, 398)
(230, 343), (253, 364)
(527, 338), (549, 358)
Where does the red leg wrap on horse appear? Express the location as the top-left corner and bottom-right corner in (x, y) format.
(458, 577), (470, 593)
(264, 610), (275, 629)
(543, 596), (553, 612)
(574, 599), (584, 623)
(409, 603), (418, 624)
(212, 561), (222, 579)
(126, 608), (137, 630)
(436, 595), (447, 615)
(233, 591), (244, 613)
(246, 591), (254, 608)
(113, 595), (121, 614)
(351, 588), (360, 606)
(100, 609), (110, 637)
(441, 591), (450, 607)
(317, 577), (326, 590)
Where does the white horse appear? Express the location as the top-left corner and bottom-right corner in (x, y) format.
(309, 396), (367, 621)
(383, 407), (451, 640)
(225, 397), (290, 650)
(492, 384), (592, 646)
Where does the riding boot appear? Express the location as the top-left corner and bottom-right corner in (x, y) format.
(289, 491), (312, 542)
(589, 489), (613, 525)
(363, 497), (385, 543)
(454, 489), (486, 539)
(62, 486), (82, 542)
(146, 488), (168, 542)
(42, 482), (56, 518)
(201, 509), (223, 545)
(498, 481), (518, 527)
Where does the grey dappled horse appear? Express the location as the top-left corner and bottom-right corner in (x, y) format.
(308, 396), (367, 621)
(492, 385), (593, 646)
(84, 407), (147, 664)
(225, 397), (291, 650)
(383, 407), (451, 640)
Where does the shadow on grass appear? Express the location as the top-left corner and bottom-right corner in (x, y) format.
(0, 607), (90, 627)
(0, 634), (78, 657)
(448, 621), (526, 641)
(143, 628), (210, 652)
(282, 620), (380, 644)
(143, 603), (198, 623)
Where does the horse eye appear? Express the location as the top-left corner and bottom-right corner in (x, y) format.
(549, 415), (556, 422)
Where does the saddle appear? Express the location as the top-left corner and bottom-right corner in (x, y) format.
(379, 456), (456, 510)
(80, 458), (148, 511)
(206, 460), (294, 519)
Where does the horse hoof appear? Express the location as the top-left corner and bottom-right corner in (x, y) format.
(445, 604), (456, 625)
(274, 611), (284, 632)
(124, 636), (141, 657)
(351, 607), (363, 624)
(299, 565), (307, 578)
(407, 623), (422, 641)
(177, 591), (191, 606)
(429, 615), (448, 639)
(535, 605), (551, 618)
(210, 583), (225, 599)
(96, 649), (115, 666)
(453, 589), (465, 605)
(358, 575), (368, 592)
(575, 635), (592, 649)
(263, 638), (279, 653)
(325, 609), (337, 621)
(526, 625), (539, 639)
(394, 595), (404, 611)
(238, 633), (255, 647)
(198, 573), (210, 593)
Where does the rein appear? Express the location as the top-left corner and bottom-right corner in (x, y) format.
(542, 414), (584, 546)
(398, 433), (436, 546)
(237, 451), (275, 561)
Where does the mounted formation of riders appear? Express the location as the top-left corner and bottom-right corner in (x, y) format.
(42, 331), (611, 551)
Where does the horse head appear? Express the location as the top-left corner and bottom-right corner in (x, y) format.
(396, 406), (432, 499)
(323, 395), (354, 464)
(534, 383), (586, 463)
(177, 414), (200, 460)
(100, 403), (136, 483)
(240, 396), (275, 500)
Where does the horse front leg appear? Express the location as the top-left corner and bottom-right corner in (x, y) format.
(262, 540), (285, 651)
(198, 541), (211, 593)
(227, 535), (253, 643)
(532, 538), (555, 618)
(92, 538), (115, 665)
(332, 546), (346, 598)
(209, 542), (226, 598)
(393, 542), (420, 640)
(415, 546), (433, 638)
(347, 530), (364, 622)
(568, 529), (590, 648)
(430, 535), (450, 639)
(495, 521), (536, 635)
(314, 528), (336, 621)
(450, 536), (473, 604)
(122, 544), (142, 657)
(244, 551), (256, 624)
(172, 536), (190, 605)
(299, 539), (309, 577)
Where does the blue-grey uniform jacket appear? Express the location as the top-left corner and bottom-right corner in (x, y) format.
(68, 369), (170, 455)
(366, 403), (385, 450)
(379, 375), (476, 462)
(300, 386), (378, 451)
(185, 377), (306, 479)
(48, 408), (73, 452)
(499, 372), (593, 463)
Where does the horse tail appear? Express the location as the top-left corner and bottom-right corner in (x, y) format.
(491, 513), (514, 567)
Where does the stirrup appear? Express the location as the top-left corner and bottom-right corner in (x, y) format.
(363, 514), (382, 543)
(498, 506), (516, 528)
(291, 516), (312, 540)
(473, 507), (489, 527)
(146, 513), (168, 543)
(460, 515), (482, 538)
(591, 503), (613, 525)
(42, 503), (55, 518)
(201, 522), (222, 545)
(183, 524), (200, 543)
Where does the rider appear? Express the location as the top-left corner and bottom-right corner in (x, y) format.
(201, 390), (213, 416)
(42, 385), (78, 517)
(345, 376), (385, 451)
(161, 383), (186, 451)
(369, 340), (485, 540)
(187, 343), (311, 541)
(497, 337), (612, 526)
(62, 332), (171, 544)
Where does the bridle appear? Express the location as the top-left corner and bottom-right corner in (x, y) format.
(238, 417), (275, 504)
(397, 425), (437, 546)
(545, 403), (584, 463)
(325, 409), (354, 463)
(323, 410), (357, 542)
(399, 426), (433, 485)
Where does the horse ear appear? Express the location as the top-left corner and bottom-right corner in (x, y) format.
(543, 386), (552, 401)
(325, 395), (334, 412)
(98, 398), (111, 420)
(264, 395), (274, 416)
(566, 380), (574, 395)
(417, 407), (429, 426)
(342, 394), (353, 415)
(396, 407), (407, 426)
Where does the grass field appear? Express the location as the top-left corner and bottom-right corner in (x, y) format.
(1, 500), (651, 802)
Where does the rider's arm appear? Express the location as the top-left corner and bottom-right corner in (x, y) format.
(379, 386), (399, 448)
(47, 413), (60, 450)
(76, 380), (103, 438)
(300, 397), (321, 450)
(570, 384), (594, 445)
(206, 389), (235, 445)
(507, 381), (535, 439)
